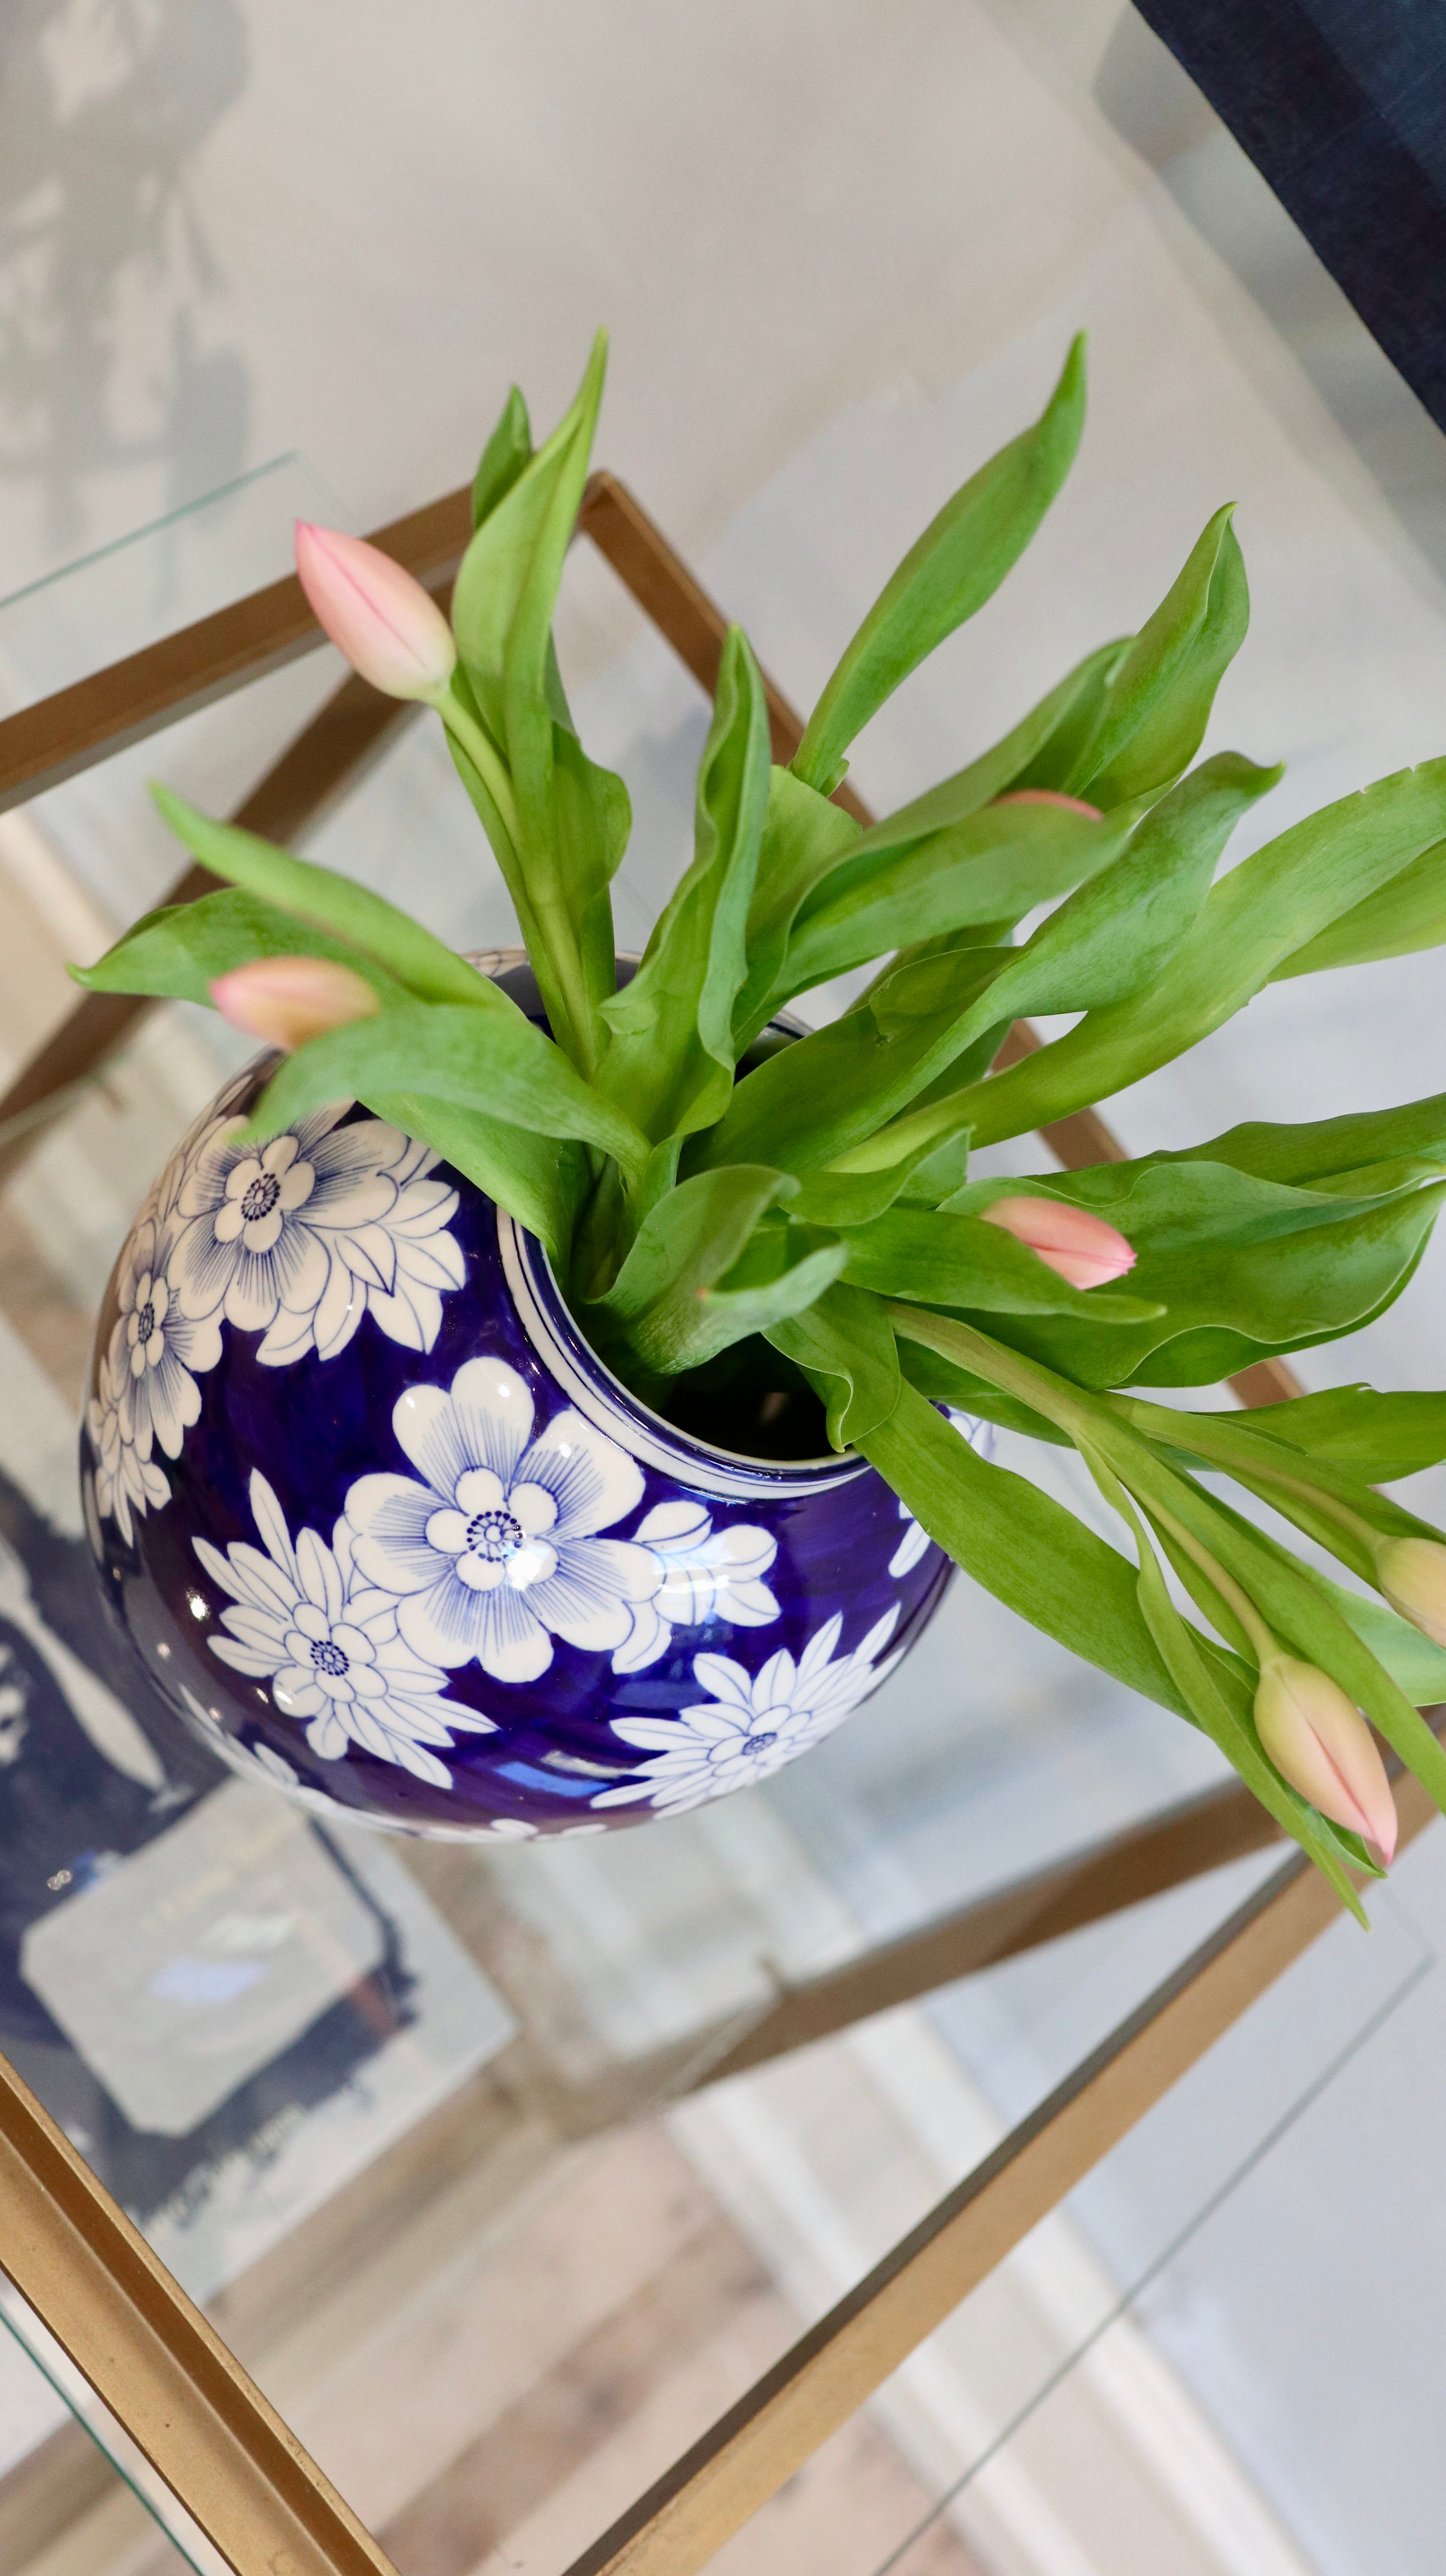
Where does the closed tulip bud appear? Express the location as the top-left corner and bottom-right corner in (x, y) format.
(294, 522), (457, 700)
(210, 957), (381, 1052)
(1255, 1654), (1397, 1860)
(982, 1194), (1136, 1290)
(1374, 1536), (1446, 1649)
(991, 790), (1104, 818)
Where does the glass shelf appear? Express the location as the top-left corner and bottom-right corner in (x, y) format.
(0, 452), (1282, 2576)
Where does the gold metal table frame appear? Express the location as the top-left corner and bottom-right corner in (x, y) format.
(0, 473), (1399, 2576)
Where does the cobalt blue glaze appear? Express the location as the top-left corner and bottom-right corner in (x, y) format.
(80, 967), (967, 1841)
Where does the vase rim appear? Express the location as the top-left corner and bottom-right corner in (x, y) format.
(476, 945), (856, 1498)
(497, 1210), (863, 1500)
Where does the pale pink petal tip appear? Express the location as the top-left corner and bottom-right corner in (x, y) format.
(992, 789), (1104, 819)
(210, 956), (380, 1053)
(1255, 1656), (1397, 1862)
(294, 521), (456, 700)
(981, 1194), (1136, 1289)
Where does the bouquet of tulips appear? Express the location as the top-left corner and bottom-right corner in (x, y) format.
(80, 334), (1446, 1911)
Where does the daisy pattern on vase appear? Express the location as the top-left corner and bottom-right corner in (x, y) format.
(594, 1605), (903, 1814)
(193, 1470), (497, 1789)
(345, 1356), (663, 1685)
(86, 1346), (170, 1547)
(889, 1409), (995, 1577)
(84, 1208), (225, 1545)
(176, 1687), (352, 1816)
(110, 1211), (223, 1460)
(612, 1499), (780, 1673)
(170, 1100), (465, 1363)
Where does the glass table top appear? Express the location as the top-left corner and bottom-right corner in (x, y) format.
(5, 37), (1446, 2573)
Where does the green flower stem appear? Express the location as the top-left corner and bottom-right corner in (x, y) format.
(430, 677), (597, 1078)
(886, 1300), (1284, 1666)
(1125, 1487), (1278, 1670)
(1106, 1392), (1413, 1583)
(884, 1301), (1100, 1442)
(428, 681), (523, 851)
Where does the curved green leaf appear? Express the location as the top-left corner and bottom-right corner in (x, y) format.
(779, 799), (1135, 1002)
(791, 336), (1086, 793)
(857, 1378), (1189, 1716)
(148, 787), (510, 1013)
(838, 1205), (1161, 1320)
(1212, 1384), (1446, 1483)
(766, 1283), (901, 1449)
(947, 757), (1446, 1151)
(73, 887), (408, 1010)
(1271, 837), (1446, 980)
(365, 1088), (581, 1264)
(986, 1180), (1446, 1389)
(599, 626), (770, 1139)
(1068, 508), (1249, 805)
(244, 1000), (650, 1183)
(471, 384), (532, 529)
(587, 1162), (797, 1374)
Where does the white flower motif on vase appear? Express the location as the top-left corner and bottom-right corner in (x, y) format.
(170, 1103), (465, 1364)
(86, 1347), (170, 1547)
(193, 1471), (496, 1789)
(176, 1686), (352, 1815)
(345, 1357), (662, 1685)
(112, 1212), (224, 1458)
(86, 1210), (225, 1543)
(594, 1604), (903, 1814)
(889, 1410), (996, 1577)
(611, 1500), (780, 1674)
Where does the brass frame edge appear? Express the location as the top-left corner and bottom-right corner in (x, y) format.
(0, 2050), (401, 2576)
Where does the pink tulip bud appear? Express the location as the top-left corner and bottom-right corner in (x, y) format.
(992, 790), (1104, 818)
(981, 1194), (1136, 1290)
(1375, 1537), (1446, 1649)
(294, 522), (457, 700)
(210, 957), (381, 1052)
(1255, 1655), (1397, 1860)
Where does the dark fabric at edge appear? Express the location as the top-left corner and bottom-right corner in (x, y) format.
(1133, 0), (1446, 432)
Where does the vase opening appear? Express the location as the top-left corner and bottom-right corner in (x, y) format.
(487, 951), (838, 1470)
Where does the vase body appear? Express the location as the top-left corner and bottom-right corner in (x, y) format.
(81, 996), (963, 1841)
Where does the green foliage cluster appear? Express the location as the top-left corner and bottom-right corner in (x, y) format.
(83, 335), (1446, 1905)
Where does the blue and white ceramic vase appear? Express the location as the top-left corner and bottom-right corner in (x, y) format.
(81, 962), (969, 1842)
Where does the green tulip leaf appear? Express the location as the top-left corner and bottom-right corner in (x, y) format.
(766, 1283), (901, 1449)
(984, 1179), (1446, 1388)
(731, 767), (863, 1048)
(147, 787), (512, 1012)
(73, 886), (408, 1010)
(243, 999), (650, 1184)
(791, 336), (1086, 793)
(949, 757), (1446, 1151)
(365, 1088), (582, 1264)
(586, 1162), (798, 1375)
(857, 1378), (1194, 1717)
(1213, 1384), (1446, 1483)
(1066, 506), (1250, 805)
(471, 384), (533, 530)
(671, 1223), (848, 1373)
(778, 798), (1137, 1004)
(1270, 836), (1446, 980)
(599, 625), (771, 1139)
(837, 1204), (1162, 1319)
